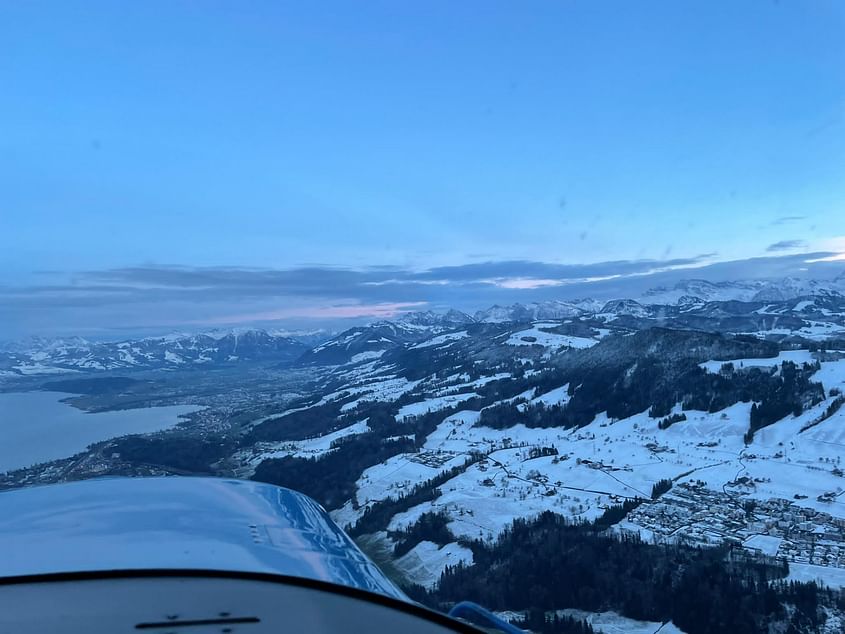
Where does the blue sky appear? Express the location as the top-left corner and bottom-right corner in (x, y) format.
(1, 1), (844, 336)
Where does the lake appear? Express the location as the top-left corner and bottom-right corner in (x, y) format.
(0, 391), (201, 473)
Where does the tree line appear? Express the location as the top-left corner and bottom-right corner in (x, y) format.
(411, 511), (844, 634)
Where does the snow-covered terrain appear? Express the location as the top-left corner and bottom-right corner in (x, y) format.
(555, 610), (687, 634)
(0, 329), (308, 375)
(698, 350), (818, 373)
(506, 325), (598, 351)
(410, 331), (469, 349)
(5, 283), (845, 377)
(394, 540), (474, 589)
(395, 394), (479, 421)
(642, 275), (845, 305)
(7, 280), (845, 608)
(239, 420), (371, 466)
(318, 345), (845, 590)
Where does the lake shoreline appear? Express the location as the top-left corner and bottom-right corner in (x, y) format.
(0, 391), (202, 473)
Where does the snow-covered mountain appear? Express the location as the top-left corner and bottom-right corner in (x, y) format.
(295, 311), (480, 366)
(297, 319), (464, 366)
(458, 277), (845, 325)
(0, 329), (309, 376)
(642, 274), (845, 305)
(6, 277), (845, 376)
(598, 298), (653, 318)
(265, 328), (334, 347)
(394, 309), (475, 328)
(474, 300), (592, 323)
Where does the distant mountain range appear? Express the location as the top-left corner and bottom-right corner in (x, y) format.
(640, 273), (845, 304)
(0, 330), (308, 376)
(2, 274), (844, 377)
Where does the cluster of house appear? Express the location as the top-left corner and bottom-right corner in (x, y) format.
(410, 451), (458, 469)
(623, 481), (845, 569)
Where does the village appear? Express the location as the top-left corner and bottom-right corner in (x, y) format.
(622, 481), (845, 569)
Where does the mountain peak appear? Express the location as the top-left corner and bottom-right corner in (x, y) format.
(474, 300), (588, 323)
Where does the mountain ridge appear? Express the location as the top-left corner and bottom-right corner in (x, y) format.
(3, 274), (845, 376)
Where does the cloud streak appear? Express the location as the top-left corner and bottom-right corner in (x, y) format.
(767, 239), (808, 252)
(770, 215), (807, 226)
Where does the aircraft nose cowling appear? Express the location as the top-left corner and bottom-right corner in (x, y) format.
(0, 476), (407, 601)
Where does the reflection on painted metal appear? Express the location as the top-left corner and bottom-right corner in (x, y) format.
(0, 477), (406, 601)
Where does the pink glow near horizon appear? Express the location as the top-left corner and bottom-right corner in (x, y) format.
(191, 301), (428, 325)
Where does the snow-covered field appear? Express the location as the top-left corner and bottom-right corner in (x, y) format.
(527, 384), (571, 407)
(243, 421), (371, 465)
(506, 323), (599, 351)
(410, 331), (469, 349)
(395, 393), (479, 421)
(10, 363), (79, 375)
(394, 540), (473, 589)
(787, 562), (845, 589)
(556, 610), (687, 634)
(743, 534), (783, 556)
(698, 350), (817, 373)
(384, 404), (757, 540)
